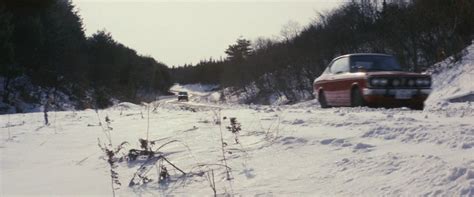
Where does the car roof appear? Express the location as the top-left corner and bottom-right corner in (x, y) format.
(334, 53), (393, 59)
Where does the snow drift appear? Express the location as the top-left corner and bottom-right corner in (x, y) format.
(426, 41), (474, 109)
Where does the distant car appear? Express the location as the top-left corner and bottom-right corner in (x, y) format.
(313, 54), (431, 110)
(177, 91), (189, 101)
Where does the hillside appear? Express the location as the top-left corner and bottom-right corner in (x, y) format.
(0, 0), (172, 114)
(171, 0), (473, 105)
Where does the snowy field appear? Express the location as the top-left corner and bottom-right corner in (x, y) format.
(1, 44), (474, 196)
(1, 96), (474, 196)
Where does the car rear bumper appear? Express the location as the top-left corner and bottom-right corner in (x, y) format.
(362, 88), (430, 107)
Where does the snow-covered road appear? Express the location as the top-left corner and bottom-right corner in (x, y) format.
(1, 92), (473, 196)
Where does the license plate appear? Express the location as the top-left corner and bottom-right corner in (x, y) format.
(395, 90), (412, 99)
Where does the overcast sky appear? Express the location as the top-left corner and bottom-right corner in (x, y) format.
(72, 0), (345, 67)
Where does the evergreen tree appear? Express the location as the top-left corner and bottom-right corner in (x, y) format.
(225, 38), (252, 62)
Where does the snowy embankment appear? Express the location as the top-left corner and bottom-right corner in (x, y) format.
(0, 76), (78, 114)
(425, 42), (474, 110)
(1, 44), (474, 196)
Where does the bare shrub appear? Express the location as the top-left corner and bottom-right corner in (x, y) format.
(98, 140), (129, 196)
(224, 117), (242, 144)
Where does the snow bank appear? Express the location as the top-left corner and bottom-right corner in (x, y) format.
(426, 41), (474, 109)
(170, 83), (219, 94)
(220, 82), (313, 106)
(0, 76), (77, 114)
(113, 102), (142, 110)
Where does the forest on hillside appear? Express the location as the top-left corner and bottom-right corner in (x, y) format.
(0, 0), (172, 111)
(1, 0), (473, 111)
(172, 0), (474, 103)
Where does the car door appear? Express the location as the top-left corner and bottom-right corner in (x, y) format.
(314, 65), (332, 99)
(327, 57), (351, 106)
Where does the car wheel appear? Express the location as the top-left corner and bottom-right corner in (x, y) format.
(351, 88), (365, 107)
(318, 91), (329, 108)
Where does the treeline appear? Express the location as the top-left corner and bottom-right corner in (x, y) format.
(172, 0), (474, 103)
(0, 0), (172, 109)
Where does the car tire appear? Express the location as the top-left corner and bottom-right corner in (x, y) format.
(351, 88), (366, 107)
(318, 91), (329, 108)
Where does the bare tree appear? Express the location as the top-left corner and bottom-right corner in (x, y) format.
(280, 20), (301, 42)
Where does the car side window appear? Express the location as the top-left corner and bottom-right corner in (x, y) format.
(330, 57), (349, 74)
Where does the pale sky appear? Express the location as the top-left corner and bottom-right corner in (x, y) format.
(72, 0), (345, 67)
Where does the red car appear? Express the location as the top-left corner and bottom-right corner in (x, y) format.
(313, 54), (431, 110)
